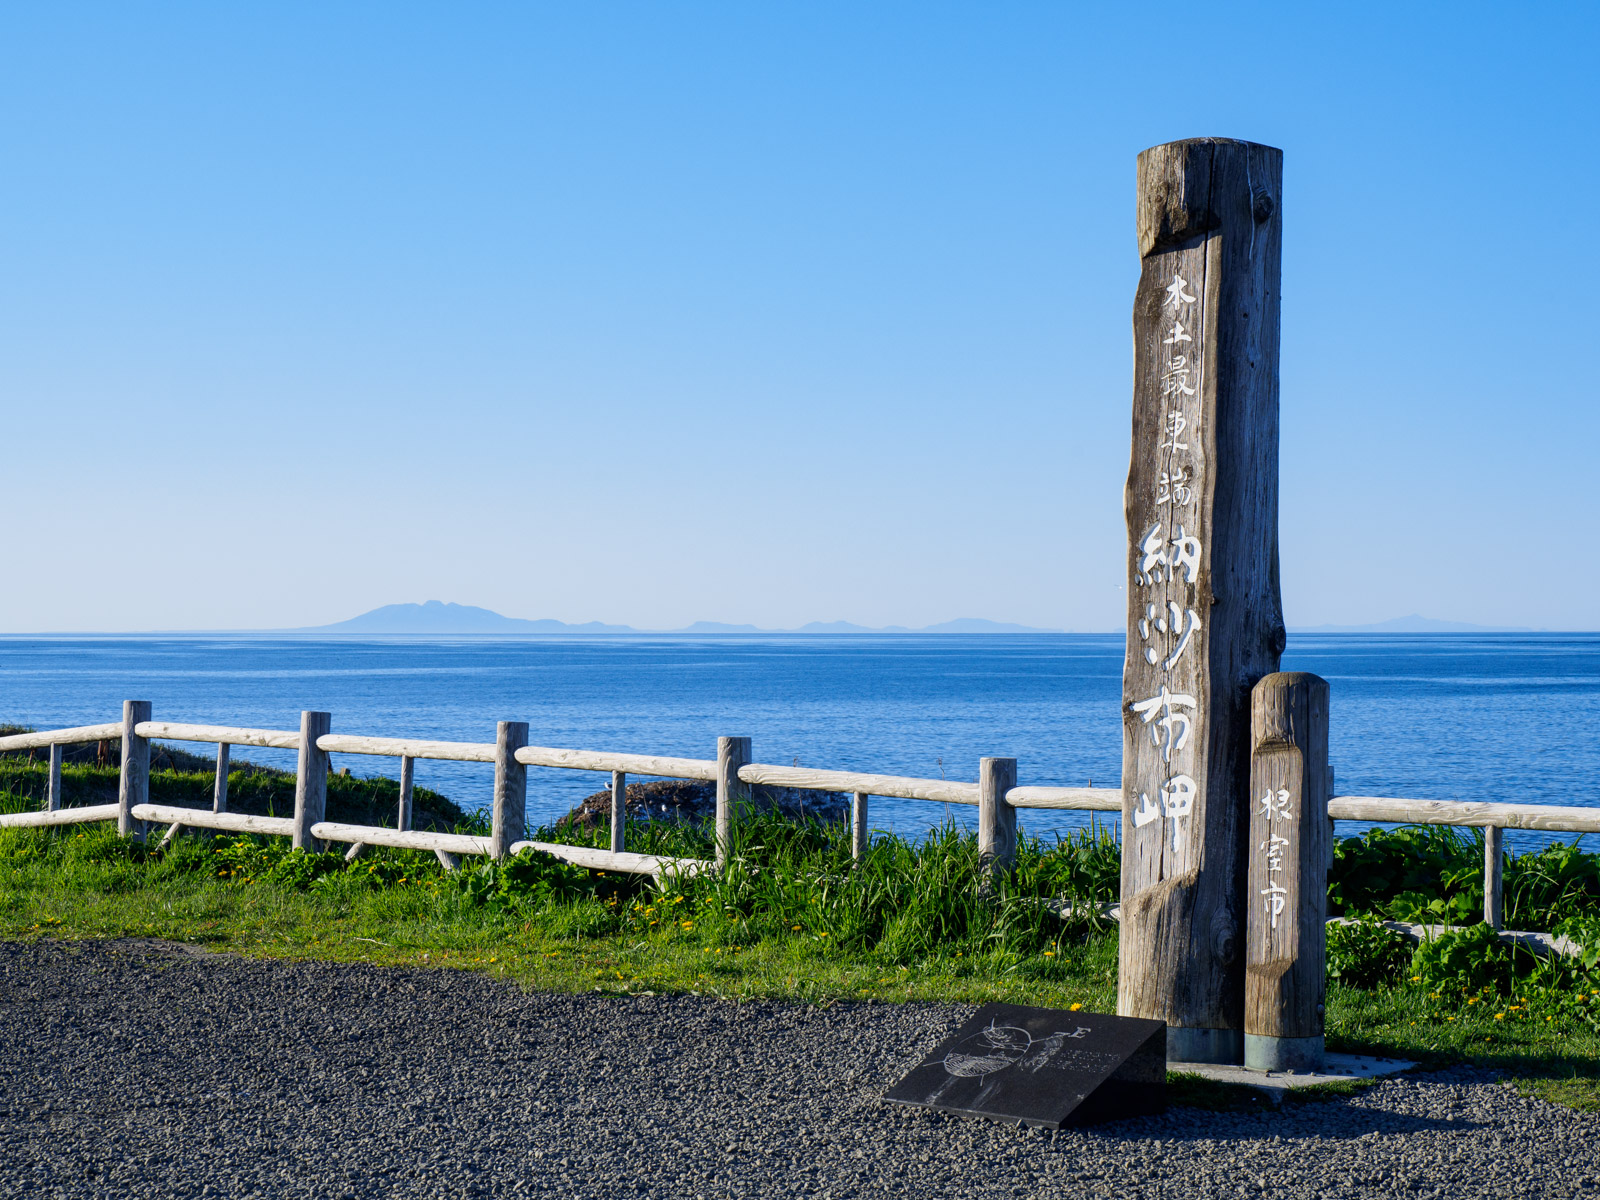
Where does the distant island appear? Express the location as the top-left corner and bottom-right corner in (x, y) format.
(303, 601), (1058, 636)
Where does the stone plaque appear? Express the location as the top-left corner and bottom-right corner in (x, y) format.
(885, 1003), (1166, 1129)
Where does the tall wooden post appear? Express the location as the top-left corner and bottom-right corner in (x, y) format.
(978, 757), (1018, 877)
(715, 736), (751, 869)
(118, 700), (152, 838)
(851, 792), (870, 860)
(1245, 672), (1328, 1073)
(492, 721), (529, 859)
(292, 711), (331, 852)
(1118, 138), (1285, 1064)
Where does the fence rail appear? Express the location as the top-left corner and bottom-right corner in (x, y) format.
(2, 704), (1595, 923)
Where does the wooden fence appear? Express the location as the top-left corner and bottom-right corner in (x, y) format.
(2, 700), (1598, 929)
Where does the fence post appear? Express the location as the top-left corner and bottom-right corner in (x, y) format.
(397, 755), (414, 831)
(716, 737), (751, 869)
(46, 743), (63, 813)
(292, 711), (331, 852)
(1244, 672), (1329, 1073)
(851, 792), (869, 860)
(492, 721), (529, 859)
(978, 758), (1018, 877)
(213, 742), (230, 814)
(118, 700), (152, 838)
(1484, 825), (1504, 930)
(1119, 137), (1285, 1064)
(610, 770), (627, 854)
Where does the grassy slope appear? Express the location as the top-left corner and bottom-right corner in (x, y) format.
(3, 760), (1599, 1112)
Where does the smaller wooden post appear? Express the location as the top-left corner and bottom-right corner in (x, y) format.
(492, 721), (529, 859)
(213, 742), (230, 814)
(118, 700), (152, 838)
(1245, 673), (1330, 1074)
(292, 711), (331, 852)
(1484, 825), (1504, 930)
(978, 758), (1018, 876)
(397, 755), (414, 831)
(715, 736), (751, 869)
(46, 744), (62, 813)
(851, 792), (869, 860)
(610, 770), (627, 854)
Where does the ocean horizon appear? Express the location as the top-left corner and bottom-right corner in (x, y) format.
(2, 631), (1594, 852)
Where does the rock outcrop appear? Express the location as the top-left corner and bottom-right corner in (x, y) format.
(559, 779), (847, 830)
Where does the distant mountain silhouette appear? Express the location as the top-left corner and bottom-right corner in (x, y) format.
(304, 602), (1060, 636)
(796, 620), (911, 633)
(307, 601), (635, 635)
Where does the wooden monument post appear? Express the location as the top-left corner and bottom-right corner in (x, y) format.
(1245, 672), (1329, 1072)
(1118, 138), (1286, 1064)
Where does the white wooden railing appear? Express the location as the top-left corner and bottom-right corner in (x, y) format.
(2, 703), (1597, 923)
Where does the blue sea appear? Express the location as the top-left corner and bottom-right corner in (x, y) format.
(1, 634), (1596, 852)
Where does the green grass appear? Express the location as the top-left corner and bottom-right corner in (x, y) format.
(6, 760), (1600, 1110)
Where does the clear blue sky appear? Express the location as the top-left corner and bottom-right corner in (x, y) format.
(3, 2), (1595, 632)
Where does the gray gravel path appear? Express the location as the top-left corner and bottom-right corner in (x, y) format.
(0, 940), (1594, 1198)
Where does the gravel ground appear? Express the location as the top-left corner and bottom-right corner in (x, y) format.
(0, 940), (1594, 1199)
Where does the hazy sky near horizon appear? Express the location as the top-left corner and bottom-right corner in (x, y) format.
(4, 3), (1597, 632)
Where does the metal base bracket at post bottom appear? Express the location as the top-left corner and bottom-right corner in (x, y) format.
(1165, 1027), (1243, 1065)
(1244, 1034), (1325, 1074)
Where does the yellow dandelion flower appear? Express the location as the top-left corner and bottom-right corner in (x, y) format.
(1069, 1003), (1083, 1012)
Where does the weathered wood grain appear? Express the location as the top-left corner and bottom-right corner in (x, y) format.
(851, 792), (869, 860)
(515, 745), (717, 780)
(1004, 786), (1121, 811)
(610, 770), (627, 855)
(398, 755), (414, 832)
(135, 721), (300, 750)
(1484, 825), (1504, 930)
(0, 723), (124, 752)
(1119, 138), (1284, 1064)
(1244, 672), (1328, 1072)
(316, 733), (495, 762)
(292, 711), (331, 852)
(133, 804), (296, 837)
(716, 737), (751, 868)
(46, 744), (62, 813)
(213, 742), (230, 814)
(510, 839), (714, 880)
(492, 721), (529, 860)
(0, 803), (121, 829)
(311, 822), (493, 857)
(1326, 796), (1600, 832)
(737, 763), (978, 806)
(978, 758), (1018, 875)
(119, 701), (153, 839)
